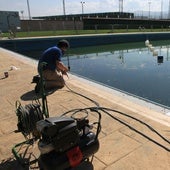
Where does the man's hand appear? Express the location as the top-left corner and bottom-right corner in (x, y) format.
(61, 70), (69, 78)
(56, 61), (69, 72)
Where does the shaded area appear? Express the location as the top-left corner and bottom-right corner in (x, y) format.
(0, 154), (94, 170)
(20, 88), (59, 101)
(0, 158), (27, 170)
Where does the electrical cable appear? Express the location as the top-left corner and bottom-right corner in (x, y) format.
(100, 107), (170, 145)
(62, 106), (170, 152)
(101, 108), (170, 152)
(64, 83), (100, 108)
(64, 83), (170, 152)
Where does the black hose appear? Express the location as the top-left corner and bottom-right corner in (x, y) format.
(100, 107), (170, 145)
(65, 83), (100, 108)
(101, 108), (170, 152)
(64, 83), (170, 152)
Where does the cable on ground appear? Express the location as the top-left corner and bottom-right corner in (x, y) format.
(64, 82), (170, 152)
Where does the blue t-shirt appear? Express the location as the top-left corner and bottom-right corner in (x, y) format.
(38, 46), (62, 72)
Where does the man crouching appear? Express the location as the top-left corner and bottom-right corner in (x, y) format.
(38, 39), (69, 90)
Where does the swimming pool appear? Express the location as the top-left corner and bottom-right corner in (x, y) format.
(18, 40), (170, 108)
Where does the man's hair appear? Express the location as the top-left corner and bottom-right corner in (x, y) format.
(57, 39), (70, 48)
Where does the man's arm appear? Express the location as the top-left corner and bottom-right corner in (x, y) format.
(56, 61), (69, 72)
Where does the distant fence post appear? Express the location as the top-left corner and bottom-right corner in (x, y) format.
(126, 25), (129, 32)
(111, 24), (114, 32)
(95, 25), (98, 33)
(73, 19), (78, 34)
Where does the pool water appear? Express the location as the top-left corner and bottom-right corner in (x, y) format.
(62, 40), (170, 108)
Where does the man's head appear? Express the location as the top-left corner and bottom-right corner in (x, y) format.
(57, 39), (70, 52)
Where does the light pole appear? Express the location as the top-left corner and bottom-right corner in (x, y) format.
(148, 1), (151, 19)
(168, 0), (170, 19)
(26, 0), (31, 20)
(160, 0), (163, 19)
(63, 0), (66, 15)
(80, 1), (85, 15)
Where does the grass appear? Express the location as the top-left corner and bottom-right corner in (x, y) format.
(1, 28), (170, 38)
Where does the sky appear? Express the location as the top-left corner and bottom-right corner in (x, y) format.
(0, 0), (170, 18)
